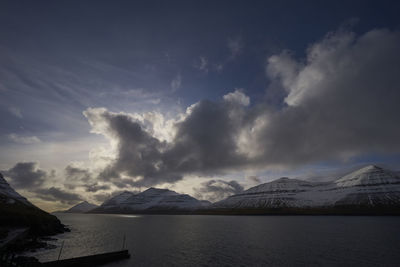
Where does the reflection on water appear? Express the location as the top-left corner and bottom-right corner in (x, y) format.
(29, 214), (400, 266)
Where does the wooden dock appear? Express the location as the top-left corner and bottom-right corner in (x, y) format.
(41, 249), (130, 267)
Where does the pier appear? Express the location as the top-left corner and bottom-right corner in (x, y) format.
(41, 249), (130, 267)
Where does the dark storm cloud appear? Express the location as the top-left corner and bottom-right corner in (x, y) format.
(162, 98), (246, 173)
(35, 187), (82, 205)
(84, 108), (179, 187)
(65, 165), (92, 182)
(1, 162), (49, 189)
(258, 29), (400, 165)
(193, 180), (244, 202)
(84, 91), (249, 187)
(84, 183), (110, 193)
(64, 164), (110, 192)
(84, 28), (400, 188)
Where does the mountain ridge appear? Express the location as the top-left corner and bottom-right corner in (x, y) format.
(91, 187), (210, 213)
(63, 201), (98, 213)
(89, 165), (400, 215)
(0, 173), (68, 235)
(212, 165), (400, 213)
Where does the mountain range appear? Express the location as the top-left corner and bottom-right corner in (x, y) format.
(62, 201), (99, 213)
(91, 165), (400, 215)
(212, 165), (400, 214)
(91, 187), (210, 214)
(3, 164), (400, 221)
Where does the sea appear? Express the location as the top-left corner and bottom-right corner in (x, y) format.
(28, 213), (400, 266)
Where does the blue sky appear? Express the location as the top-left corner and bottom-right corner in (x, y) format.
(1, 0), (400, 210)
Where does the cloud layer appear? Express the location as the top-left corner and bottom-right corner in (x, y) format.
(35, 187), (82, 205)
(83, 28), (400, 189)
(1, 162), (48, 189)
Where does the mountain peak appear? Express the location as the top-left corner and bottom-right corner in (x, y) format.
(243, 177), (313, 195)
(275, 177), (291, 181)
(359, 164), (382, 171)
(335, 164), (399, 187)
(93, 187), (207, 212)
(0, 172), (31, 205)
(66, 201), (98, 213)
(100, 191), (135, 208)
(142, 187), (176, 195)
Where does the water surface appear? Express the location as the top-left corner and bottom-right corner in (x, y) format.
(31, 214), (400, 266)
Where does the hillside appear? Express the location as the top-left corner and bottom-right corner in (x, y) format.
(0, 173), (68, 235)
(211, 165), (400, 214)
(91, 188), (210, 214)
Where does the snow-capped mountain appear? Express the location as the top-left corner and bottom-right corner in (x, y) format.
(0, 172), (31, 205)
(92, 188), (210, 213)
(214, 165), (400, 210)
(121, 188), (209, 210)
(0, 172), (67, 235)
(213, 177), (324, 208)
(331, 165), (400, 206)
(64, 201), (98, 213)
(99, 191), (136, 209)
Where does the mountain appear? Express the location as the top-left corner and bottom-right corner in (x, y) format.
(91, 188), (210, 213)
(0, 172), (31, 206)
(0, 173), (67, 235)
(64, 201), (98, 213)
(98, 191), (136, 210)
(212, 165), (400, 214)
(90, 165), (400, 215)
(213, 177), (321, 209)
(332, 165), (400, 207)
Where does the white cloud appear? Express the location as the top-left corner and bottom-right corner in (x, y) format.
(8, 133), (41, 144)
(194, 56), (208, 73)
(171, 73), (182, 92)
(223, 89), (250, 106)
(8, 106), (23, 118)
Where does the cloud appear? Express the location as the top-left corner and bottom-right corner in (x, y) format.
(194, 56), (208, 73)
(8, 107), (23, 118)
(259, 28), (400, 165)
(64, 164), (110, 192)
(65, 164), (92, 183)
(34, 187), (82, 205)
(82, 28), (400, 189)
(223, 89), (250, 106)
(93, 192), (112, 203)
(8, 134), (41, 144)
(1, 162), (48, 189)
(246, 175), (261, 184)
(84, 183), (110, 192)
(193, 179), (243, 202)
(171, 73), (182, 92)
(83, 107), (177, 187)
(83, 92), (253, 187)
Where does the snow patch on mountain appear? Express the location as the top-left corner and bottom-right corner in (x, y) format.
(96, 188), (210, 212)
(65, 201), (98, 213)
(335, 165), (400, 187)
(0, 173), (31, 206)
(214, 165), (400, 209)
(100, 191), (136, 209)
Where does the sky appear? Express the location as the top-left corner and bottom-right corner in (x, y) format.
(1, 0), (400, 211)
